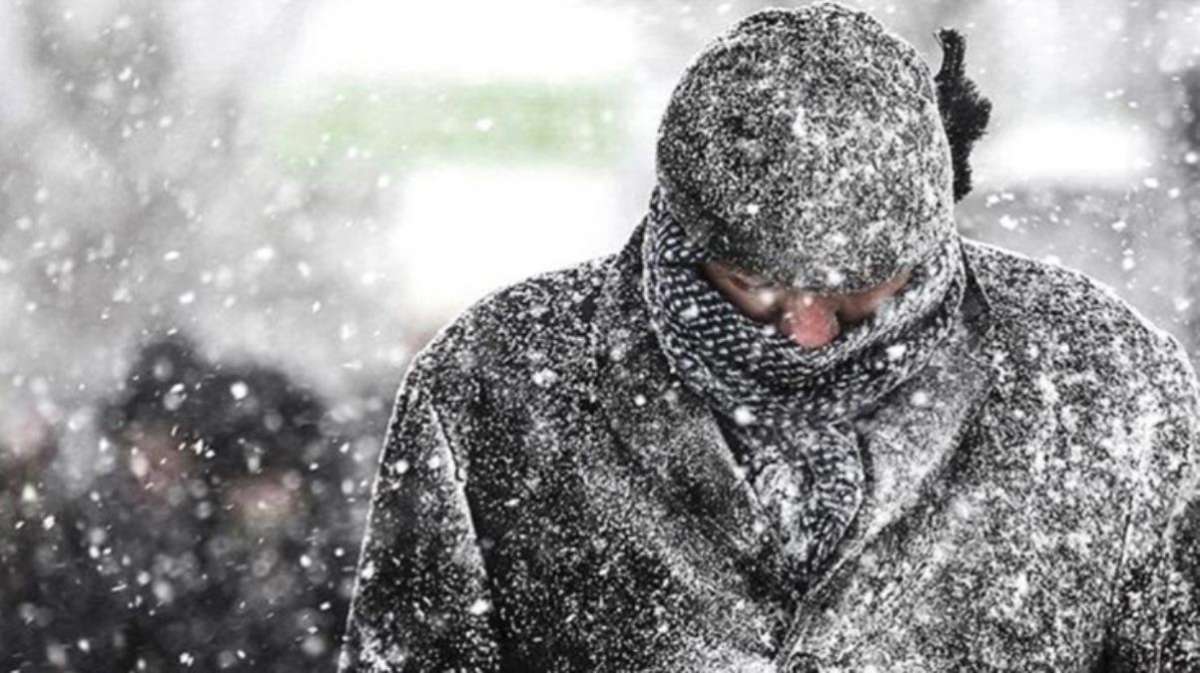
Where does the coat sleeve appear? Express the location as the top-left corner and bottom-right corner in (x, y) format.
(1101, 336), (1200, 672)
(338, 355), (502, 673)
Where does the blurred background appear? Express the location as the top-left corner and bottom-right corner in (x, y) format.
(2, 0), (1199, 670)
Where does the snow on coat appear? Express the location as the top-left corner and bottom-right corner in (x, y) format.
(338, 218), (1200, 672)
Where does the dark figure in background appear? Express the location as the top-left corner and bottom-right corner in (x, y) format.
(8, 335), (358, 672)
(0, 414), (98, 670)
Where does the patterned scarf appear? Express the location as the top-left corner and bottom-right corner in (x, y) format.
(640, 185), (967, 590)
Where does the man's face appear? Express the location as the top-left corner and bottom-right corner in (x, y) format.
(701, 261), (911, 349)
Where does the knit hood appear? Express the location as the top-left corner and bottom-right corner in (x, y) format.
(654, 1), (955, 292)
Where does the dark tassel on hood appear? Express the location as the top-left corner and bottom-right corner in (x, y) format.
(934, 28), (993, 202)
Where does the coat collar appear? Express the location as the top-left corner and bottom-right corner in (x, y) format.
(585, 219), (784, 586)
(584, 219), (1000, 653)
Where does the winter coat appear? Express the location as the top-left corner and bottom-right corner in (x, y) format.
(338, 220), (1200, 672)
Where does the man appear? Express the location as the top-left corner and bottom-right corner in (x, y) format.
(340, 3), (1200, 671)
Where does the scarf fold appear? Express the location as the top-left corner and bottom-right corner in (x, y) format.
(640, 185), (967, 590)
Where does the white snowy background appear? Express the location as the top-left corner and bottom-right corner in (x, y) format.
(2, 0), (1199, 667)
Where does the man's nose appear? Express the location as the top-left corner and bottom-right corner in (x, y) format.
(779, 292), (840, 349)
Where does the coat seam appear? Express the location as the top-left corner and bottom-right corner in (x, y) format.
(427, 387), (505, 644)
(1103, 492), (1136, 659)
(428, 392), (492, 574)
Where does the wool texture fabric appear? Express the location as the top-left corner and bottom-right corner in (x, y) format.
(640, 185), (967, 588)
(655, 1), (955, 293)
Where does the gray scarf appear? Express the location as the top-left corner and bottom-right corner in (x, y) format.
(640, 185), (967, 591)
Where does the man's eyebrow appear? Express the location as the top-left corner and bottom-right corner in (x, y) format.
(703, 261), (779, 289)
(733, 276), (774, 289)
(711, 261), (760, 279)
(727, 268), (776, 287)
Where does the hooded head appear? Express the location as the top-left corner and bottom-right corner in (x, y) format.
(654, 1), (955, 293)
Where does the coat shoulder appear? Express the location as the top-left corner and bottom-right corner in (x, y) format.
(962, 239), (1199, 519)
(962, 238), (1197, 451)
(403, 253), (616, 401)
(963, 238), (1183, 364)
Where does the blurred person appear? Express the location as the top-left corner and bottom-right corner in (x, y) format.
(0, 412), (97, 671)
(32, 335), (358, 672)
(340, 3), (1200, 672)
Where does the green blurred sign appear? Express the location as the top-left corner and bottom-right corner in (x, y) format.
(270, 79), (631, 170)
